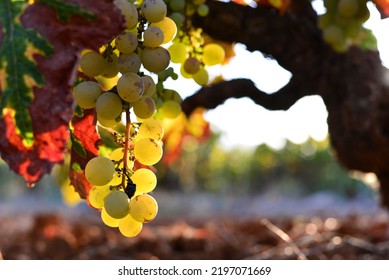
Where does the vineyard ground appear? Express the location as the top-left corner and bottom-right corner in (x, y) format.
(0, 191), (388, 260)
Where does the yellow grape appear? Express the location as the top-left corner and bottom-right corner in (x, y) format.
(163, 89), (182, 103)
(129, 194), (158, 223)
(323, 25), (345, 46)
(193, 67), (209, 86)
(130, 168), (157, 193)
(168, 41), (187, 63)
(141, 0), (167, 23)
(104, 190), (129, 219)
(100, 54), (119, 78)
(159, 100), (181, 119)
(152, 17), (177, 44)
(85, 156), (115, 186)
(79, 51), (105, 77)
(133, 138), (163, 166)
(96, 92), (123, 120)
(88, 184), (112, 209)
(180, 63), (192, 79)
(183, 57), (201, 74)
(101, 207), (120, 228)
(117, 72), (144, 102)
(133, 96), (156, 119)
(338, 0), (359, 18)
(114, 0), (138, 29)
(115, 32), (138, 54)
(138, 118), (164, 141)
(141, 47), (170, 73)
(141, 75), (156, 97)
(203, 43), (225, 66)
(143, 26), (165, 47)
(97, 116), (119, 128)
(118, 214), (143, 237)
(73, 81), (102, 109)
(118, 53), (141, 74)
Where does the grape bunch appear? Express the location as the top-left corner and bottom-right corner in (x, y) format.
(73, 0), (182, 237)
(164, 0), (226, 86)
(319, 0), (373, 52)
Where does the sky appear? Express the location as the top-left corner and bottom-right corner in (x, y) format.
(166, 2), (389, 150)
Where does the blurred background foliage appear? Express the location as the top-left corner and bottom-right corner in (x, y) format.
(0, 132), (374, 205)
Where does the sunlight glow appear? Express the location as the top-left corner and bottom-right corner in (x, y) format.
(166, 2), (389, 150)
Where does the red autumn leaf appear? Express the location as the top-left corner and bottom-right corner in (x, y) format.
(69, 109), (102, 199)
(163, 109), (211, 165)
(0, 0), (124, 186)
(374, 0), (389, 18)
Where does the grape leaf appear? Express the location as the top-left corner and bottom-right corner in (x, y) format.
(163, 109), (211, 164)
(373, 0), (389, 18)
(69, 109), (102, 199)
(0, 0), (124, 186)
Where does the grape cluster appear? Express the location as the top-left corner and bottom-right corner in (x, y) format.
(73, 0), (181, 237)
(319, 0), (371, 52)
(164, 0), (225, 86)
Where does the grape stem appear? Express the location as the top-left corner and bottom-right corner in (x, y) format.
(121, 108), (131, 188)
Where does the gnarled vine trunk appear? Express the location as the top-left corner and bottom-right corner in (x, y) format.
(182, 0), (389, 206)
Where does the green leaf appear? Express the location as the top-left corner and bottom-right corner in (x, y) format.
(0, 0), (52, 141)
(35, 0), (95, 22)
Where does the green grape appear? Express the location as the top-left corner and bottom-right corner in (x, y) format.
(130, 168), (157, 193)
(104, 190), (130, 219)
(85, 156), (115, 186)
(323, 25), (345, 46)
(141, 75), (156, 97)
(203, 43), (225, 66)
(169, 0), (185, 11)
(168, 41), (187, 63)
(118, 53), (142, 74)
(101, 207), (120, 228)
(141, 0), (167, 23)
(338, 0), (359, 18)
(159, 100), (181, 119)
(97, 115), (120, 128)
(114, 0), (138, 29)
(318, 13), (333, 29)
(151, 17), (177, 44)
(193, 67), (209, 86)
(183, 57), (201, 74)
(101, 54), (119, 78)
(96, 92), (123, 120)
(129, 194), (158, 223)
(117, 72), (144, 102)
(133, 95), (156, 119)
(197, 4), (209, 17)
(356, 2), (370, 22)
(118, 214), (143, 237)
(342, 20), (362, 39)
(115, 32), (138, 54)
(143, 26), (164, 47)
(170, 12), (185, 26)
(324, 0), (338, 13)
(79, 51), (105, 77)
(133, 138), (163, 165)
(88, 184), (112, 209)
(138, 118), (164, 141)
(163, 89), (182, 103)
(141, 47), (170, 73)
(73, 81), (102, 109)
